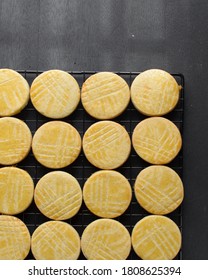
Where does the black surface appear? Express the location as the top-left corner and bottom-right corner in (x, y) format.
(0, 0), (208, 260)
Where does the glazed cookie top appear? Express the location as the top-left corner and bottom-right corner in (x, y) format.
(0, 167), (34, 215)
(34, 171), (82, 220)
(83, 121), (131, 169)
(132, 117), (182, 164)
(131, 215), (182, 260)
(131, 69), (181, 116)
(83, 170), (132, 218)
(0, 215), (30, 260)
(0, 117), (32, 165)
(0, 69), (29, 117)
(31, 221), (80, 260)
(30, 70), (80, 118)
(134, 165), (184, 215)
(32, 121), (81, 169)
(81, 219), (131, 260)
(81, 72), (130, 119)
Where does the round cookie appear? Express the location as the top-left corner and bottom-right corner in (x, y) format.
(0, 215), (30, 260)
(30, 70), (80, 119)
(134, 165), (184, 215)
(131, 215), (182, 260)
(32, 121), (81, 169)
(34, 171), (82, 220)
(81, 72), (130, 119)
(132, 117), (182, 164)
(0, 117), (32, 165)
(131, 69), (181, 116)
(83, 170), (132, 218)
(31, 221), (80, 260)
(0, 69), (29, 117)
(0, 167), (34, 215)
(83, 121), (131, 169)
(81, 219), (131, 260)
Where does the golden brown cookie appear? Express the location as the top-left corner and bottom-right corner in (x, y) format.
(132, 117), (182, 164)
(81, 72), (130, 119)
(34, 171), (82, 220)
(81, 219), (131, 260)
(131, 215), (182, 260)
(30, 70), (80, 119)
(83, 170), (132, 218)
(131, 69), (181, 116)
(0, 215), (30, 260)
(32, 121), (81, 168)
(0, 117), (32, 165)
(31, 221), (80, 260)
(83, 121), (131, 169)
(134, 165), (184, 215)
(0, 167), (34, 215)
(0, 69), (29, 117)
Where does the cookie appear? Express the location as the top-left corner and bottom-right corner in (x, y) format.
(30, 70), (80, 119)
(0, 69), (29, 117)
(83, 170), (132, 218)
(81, 219), (131, 260)
(131, 215), (182, 260)
(134, 165), (184, 214)
(132, 117), (182, 164)
(83, 121), (131, 169)
(34, 171), (82, 220)
(0, 117), (32, 165)
(0, 167), (34, 215)
(31, 221), (80, 260)
(81, 72), (130, 119)
(131, 69), (181, 116)
(0, 215), (30, 260)
(32, 121), (81, 168)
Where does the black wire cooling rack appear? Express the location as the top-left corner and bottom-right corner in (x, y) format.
(14, 70), (184, 260)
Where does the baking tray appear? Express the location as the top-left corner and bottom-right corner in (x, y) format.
(14, 70), (184, 260)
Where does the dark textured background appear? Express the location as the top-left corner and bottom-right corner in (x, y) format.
(0, 0), (208, 259)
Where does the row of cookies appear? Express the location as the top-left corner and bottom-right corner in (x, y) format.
(0, 68), (181, 119)
(0, 214), (181, 260)
(0, 117), (182, 168)
(0, 167), (183, 217)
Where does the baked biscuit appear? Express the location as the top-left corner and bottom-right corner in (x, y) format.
(131, 215), (182, 260)
(132, 117), (182, 164)
(134, 165), (184, 214)
(83, 121), (131, 169)
(0, 215), (30, 260)
(30, 70), (80, 119)
(32, 121), (81, 168)
(34, 171), (82, 220)
(0, 69), (29, 117)
(31, 221), (80, 260)
(131, 69), (181, 116)
(81, 72), (130, 119)
(0, 167), (34, 215)
(0, 117), (32, 165)
(81, 219), (131, 260)
(83, 170), (132, 218)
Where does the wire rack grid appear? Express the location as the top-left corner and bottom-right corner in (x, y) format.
(12, 70), (185, 260)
